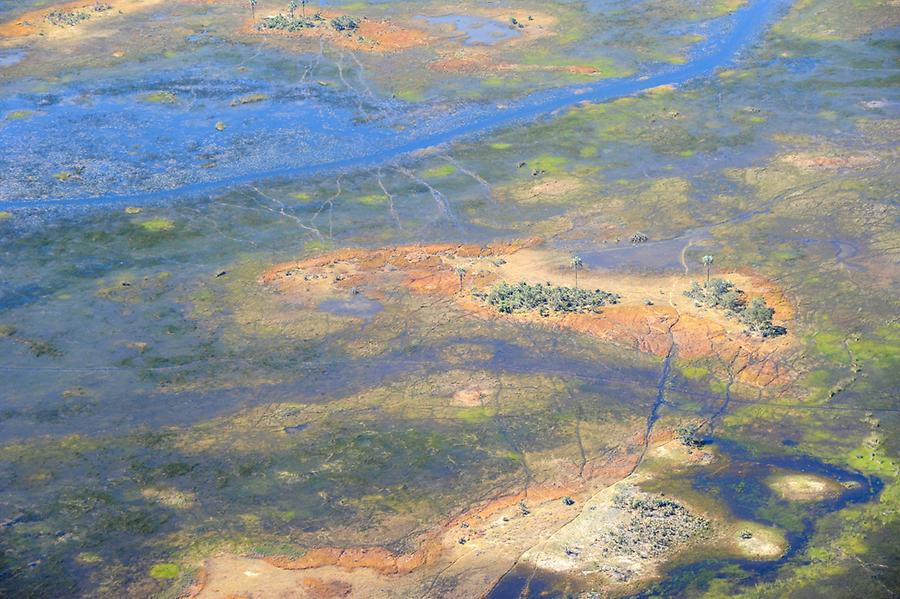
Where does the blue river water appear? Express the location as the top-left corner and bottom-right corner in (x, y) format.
(1, 0), (787, 210)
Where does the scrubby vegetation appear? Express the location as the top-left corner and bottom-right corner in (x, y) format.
(46, 2), (111, 27)
(330, 15), (360, 32)
(256, 12), (359, 33)
(675, 424), (705, 448)
(475, 281), (619, 316)
(684, 278), (785, 337)
(630, 232), (649, 245)
(609, 489), (710, 558)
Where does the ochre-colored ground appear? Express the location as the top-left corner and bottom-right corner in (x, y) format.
(243, 5), (560, 62)
(261, 240), (797, 388)
(183, 241), (800, 597)
(241, 10), (433, 54)
(0, 0), (169, 41)
(189, 438), (786, 598)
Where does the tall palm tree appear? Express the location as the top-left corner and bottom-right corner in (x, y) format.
(571, 255), (583, 289)
(702, 255), (714, 284)
(301, 0), (308, 17)
(250, 0), (257, 18)
(289, 0), (298, 19)
(453, 266), (467, 292)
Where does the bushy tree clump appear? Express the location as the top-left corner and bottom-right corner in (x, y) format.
(46, 3), (111, 27)
(476, 281), (619, 316)
(256, 13), (321, 31)
(256, 12), (359, 33)
(330, 15), (359, 31)
(684, 278), (785, 337)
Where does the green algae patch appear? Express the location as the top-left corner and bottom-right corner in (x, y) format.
(529, 154), (569, 174)
(681, 365), (710, 380)
(148, 563), (179, 579)
(6, 110), (34, 120)
(490, 142), (513, 150)
(454, 406), (494, 424)
(394, 88), (424, 103)
(125, 206), (143, 214)
(713, 0), (747, 14)
(290, 192), (312, 201)
(766, 470), (843, 502)
(0, 211), (11, 220)
(137, 218), (176, 232)
(230, 93), (268, 107)
(142, 91), (178, 104)
(76, 552), (103, 565)
(357, 194), (386, 206)
(421, 164), (456, 178)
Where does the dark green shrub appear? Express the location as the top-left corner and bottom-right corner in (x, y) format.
(475, 281), (619, 315)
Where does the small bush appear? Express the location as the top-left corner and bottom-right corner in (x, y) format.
(330, 15), (359, 31)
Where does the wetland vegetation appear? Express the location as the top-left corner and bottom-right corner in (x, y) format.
(0, 0), (897, 597)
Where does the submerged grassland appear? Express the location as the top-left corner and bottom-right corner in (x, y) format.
(0, 0), (898, 597)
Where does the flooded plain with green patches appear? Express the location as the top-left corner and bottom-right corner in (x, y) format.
(0, 0), (898, 597)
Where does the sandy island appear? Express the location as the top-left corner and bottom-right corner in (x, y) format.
(182, 240), (796, 598)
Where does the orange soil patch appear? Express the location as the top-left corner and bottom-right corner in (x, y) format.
(263, 241), (796, 388)
(0, 0), (166, 40)
(190, 447), (643, 599)
(452, 388), (484, 406)
(302, 577), (352, 599)
(242, 11), (431, 53)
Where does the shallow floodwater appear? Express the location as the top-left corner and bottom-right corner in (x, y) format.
(0, 0), (898, 597)
(2, 0), (785, 208)
(424, 15), (522, 45)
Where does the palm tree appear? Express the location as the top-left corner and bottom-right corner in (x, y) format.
(249, 0), (257, 18)
(453, 266), (467, 292)
(702, 255), (714, 284)
(571, 255), (583, 289)
(288, 0), (298, 19)
(301, 0), (308, 17)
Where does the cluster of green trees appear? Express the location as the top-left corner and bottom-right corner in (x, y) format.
(475, 281), (619, 316)
(684, 278), (785, 337)
(252, 1), (359, 32)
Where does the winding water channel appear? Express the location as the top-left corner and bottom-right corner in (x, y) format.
(3, 0), (788, 210)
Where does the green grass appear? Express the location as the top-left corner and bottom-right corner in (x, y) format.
(138, 218), (176, 232)
(421, 164), (456, 178)
(142, 91), (178, 104)
(149, 563), (179, 579)
(6, 110), (34, 120)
